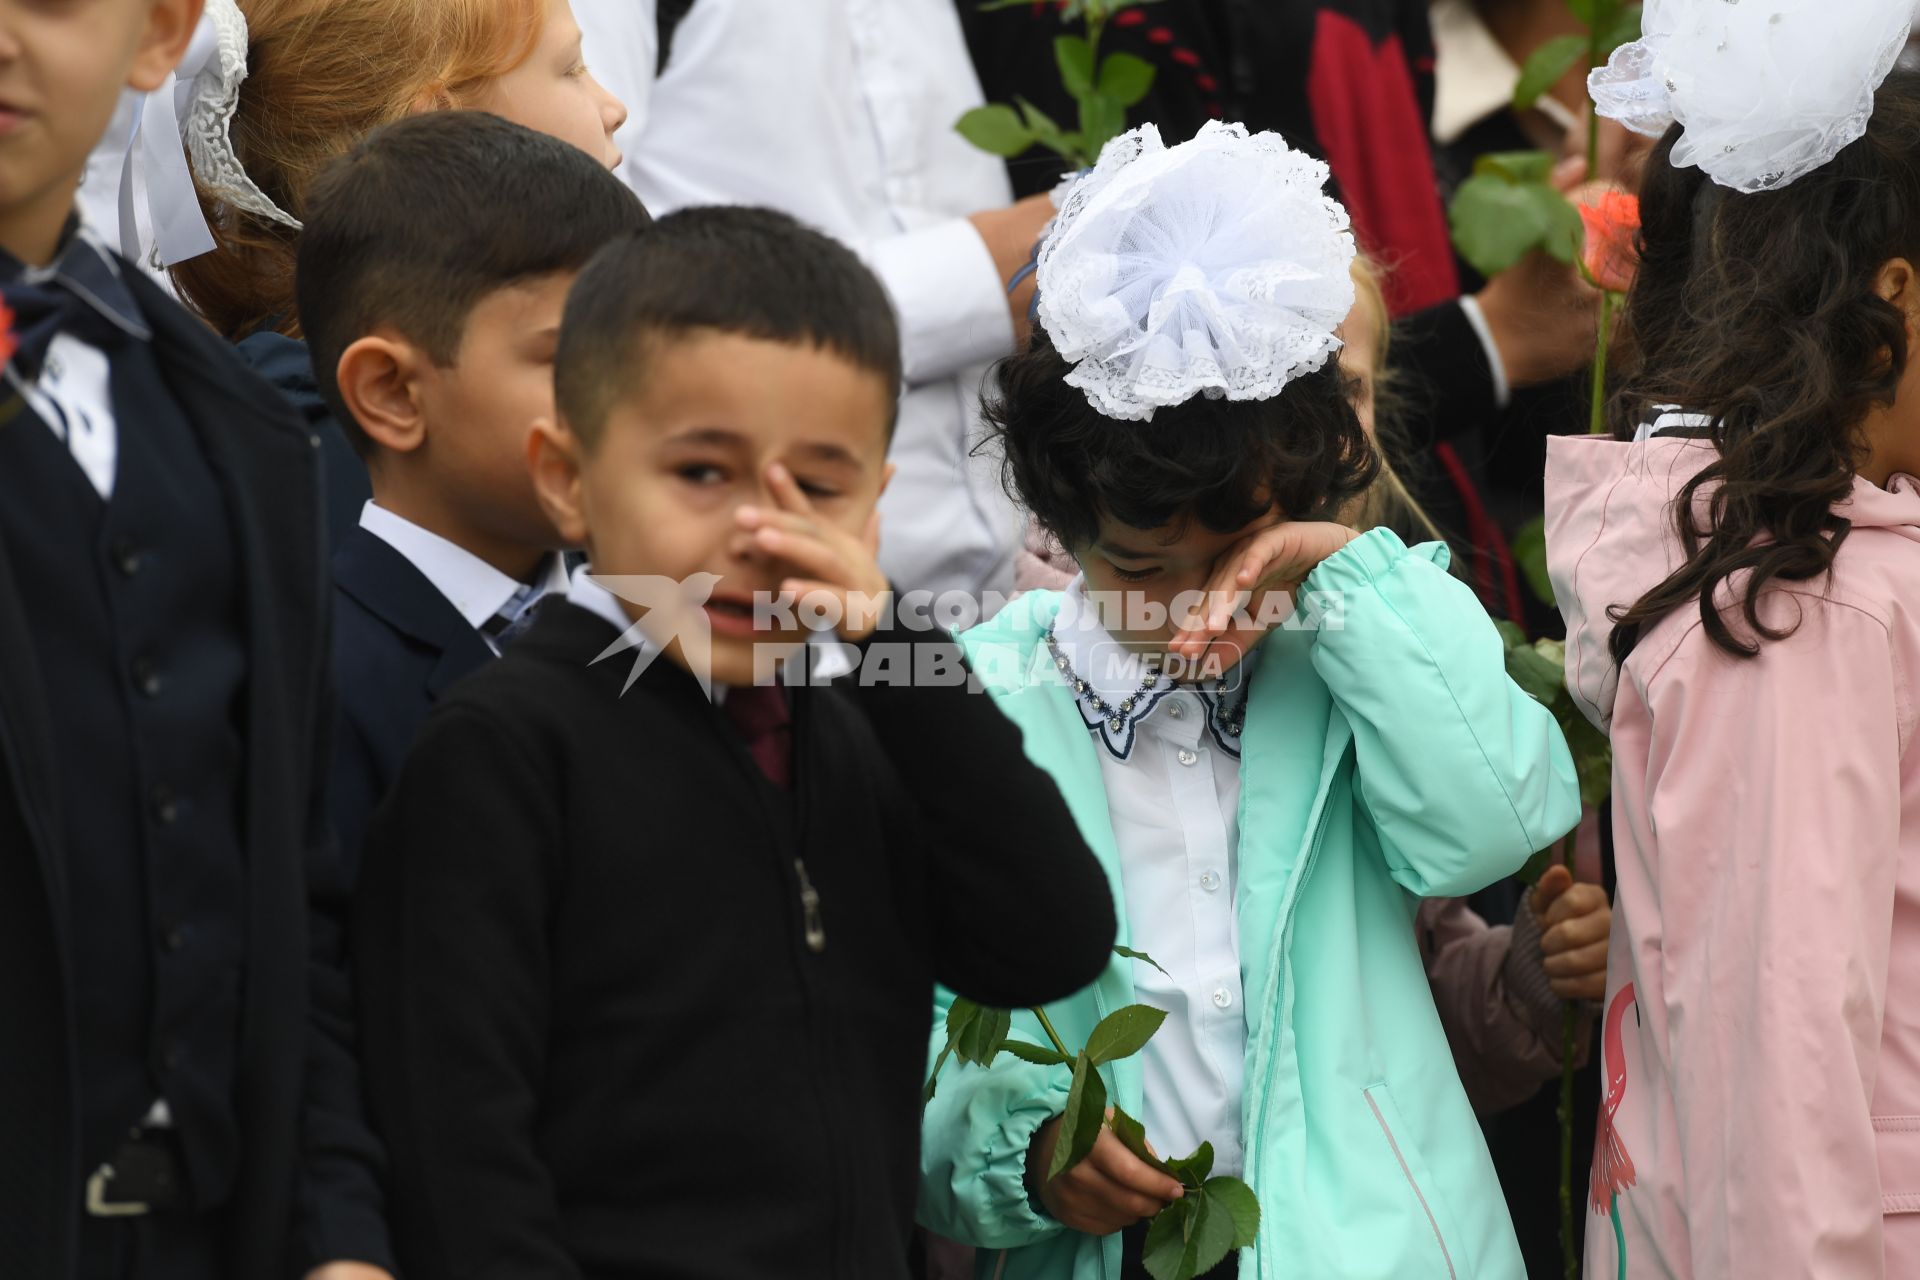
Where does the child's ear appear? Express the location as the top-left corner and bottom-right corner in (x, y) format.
(877, 460), (896, 502)
(336, 334), (430, 456)
(1876, 258), (1917, 312)
(529, 418), (591, 548)
(128, 0), (206, 93)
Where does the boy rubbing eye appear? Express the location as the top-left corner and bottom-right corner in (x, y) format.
(352, 206), (1120, 1280)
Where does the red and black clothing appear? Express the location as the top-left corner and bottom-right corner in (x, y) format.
(958, 0), (1524, 621)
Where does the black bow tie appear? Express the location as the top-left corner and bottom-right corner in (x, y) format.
(0, 231), (150, 381)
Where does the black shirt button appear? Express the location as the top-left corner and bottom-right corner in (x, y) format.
(161, 1041), (183, 1072)
(150, 785), (178, 825)
(110, 537), (142, 577)
(131, 657), (162, 698)
(161, 924), (187, 954)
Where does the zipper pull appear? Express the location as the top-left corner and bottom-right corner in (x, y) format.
(794, 858), (826, 954)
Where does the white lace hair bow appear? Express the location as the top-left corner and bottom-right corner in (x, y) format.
(97, 0), (298, 270)
(1035, 121), (1357, 423)
(1589, 0), (1913, 193)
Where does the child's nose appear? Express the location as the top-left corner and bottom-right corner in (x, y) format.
(596, 77), (628, 135)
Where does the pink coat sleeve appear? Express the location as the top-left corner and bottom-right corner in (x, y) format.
(1636, 597), (1904, 1275)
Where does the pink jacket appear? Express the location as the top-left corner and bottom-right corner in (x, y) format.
(1545, 434), (1920, 1279)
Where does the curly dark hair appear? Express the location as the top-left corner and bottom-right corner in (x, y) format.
(1605, 69), (1920, 664)
(986, 328), (1379, 551)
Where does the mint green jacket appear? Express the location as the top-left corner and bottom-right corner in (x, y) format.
(918, 530), (1580, 1279)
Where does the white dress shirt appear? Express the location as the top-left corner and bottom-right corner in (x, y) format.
(1052, 581), (1251, 1176)
(573, 0), (1024, 604)
(8, 227), (153, 500)
(358, 502), (570, 654)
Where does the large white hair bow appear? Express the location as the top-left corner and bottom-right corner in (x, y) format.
(1589, 0), (1913, 193)
(91, 0), (298, 270)
(1034, 121), (1357, 423)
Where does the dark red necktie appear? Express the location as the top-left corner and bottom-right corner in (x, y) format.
(722, 684), (792, 790)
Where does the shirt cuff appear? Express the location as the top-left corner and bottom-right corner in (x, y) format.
(867, 218), (1015, 386)
(1456, 295), (1512, 411)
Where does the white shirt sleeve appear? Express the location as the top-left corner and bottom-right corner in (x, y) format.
(866, 218), (1015, 387)
(1455, 294), (1513, 410)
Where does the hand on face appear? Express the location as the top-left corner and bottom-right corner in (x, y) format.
(1167, 520), (1358, 665)
(736, 461), (890, 643)
(1529, 864), (1612, 1003)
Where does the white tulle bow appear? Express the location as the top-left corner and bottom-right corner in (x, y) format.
(1035, 121), (1356, 422)
(1589, 0), (1913, 193)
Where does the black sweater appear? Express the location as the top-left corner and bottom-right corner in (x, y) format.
(353, 601), (1116, 1279)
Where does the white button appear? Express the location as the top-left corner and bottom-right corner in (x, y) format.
(1212, 987), (1234, 1009)
(1167, 701), (1185, 720)
(1200, 870), (1221, 892)
(1177, 748), (1198, 767)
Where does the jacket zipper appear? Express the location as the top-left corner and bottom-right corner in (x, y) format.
(793, 857), (826, 953)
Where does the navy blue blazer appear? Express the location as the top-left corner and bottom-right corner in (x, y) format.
(236, 330), (371, 554)
(0, 259), (391, 1277)
(329, 526), (497, 874)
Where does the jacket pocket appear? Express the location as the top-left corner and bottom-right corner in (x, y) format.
(1874, 1115), (1920, 1214)
(1365, 1083), (1460, 1279)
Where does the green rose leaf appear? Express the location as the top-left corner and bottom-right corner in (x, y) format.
(1048, 1052), (1110, 1181)
(1085, 1004), (1168, 1066)
(924, 1040), (954, 1102)
(956, 105), (1036, 158)
(1055, 35), (1096, 98)
(1510, 516), (1555, 607)
(1114, 945), (1172, 978)
(1512, 35), (1588, 112)
(1526, 183), (1585, 264)
(1505, 641), (1565, 707)
(1204, 1175), (1261, 1249)
(1600, 4), (1643, 57)
(1141, 1199), (1194, 1280)
(1162, 1140), (1215, 1189)
(1078, 92), (1127, 159)
(1474, 149), (1559, 185)
(1450, 173), (1553, 278)
(1109, 1105), (1173, 1174)
(1098, 52), (1157, 108)
(998, 1038), (1073, 1068)
(1016, 97), (1075, 160)
(955, 1004), (1012, 1066)
(1494, 618), (1531, 652)
(1142, 1188), (1236, 1280)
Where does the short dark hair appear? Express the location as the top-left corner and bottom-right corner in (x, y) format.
(556, 206), (902, 448)
(989, 329), (1378, 552)
(297, 111), (651, 454)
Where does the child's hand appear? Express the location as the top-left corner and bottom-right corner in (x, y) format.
(1530, 865), (1612, 1003)
(1026, 1109), (1184, 1236)
(1169, 521), (1358, 664)
(736, 463), (889, 643)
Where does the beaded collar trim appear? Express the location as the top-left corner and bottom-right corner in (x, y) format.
(1045, 623), (1252, 761)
